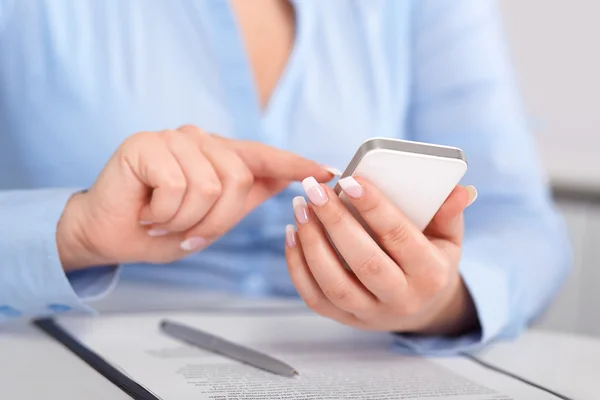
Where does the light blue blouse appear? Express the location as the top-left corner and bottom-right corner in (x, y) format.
(0, 0), (570, 354)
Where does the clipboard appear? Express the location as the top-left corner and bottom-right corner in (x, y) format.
(35, 318), (159, 400)
(31, 305), (309, 400)
(33, 315), (572, 400)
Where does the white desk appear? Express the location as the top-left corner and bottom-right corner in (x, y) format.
(1, 283), (598, 399)
(476, 330), (599, 400)
(1, 321), (128, 400)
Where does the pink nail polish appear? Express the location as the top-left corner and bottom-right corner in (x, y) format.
(285, 225), (297, 247)
(293, 196), (309, 224)
(147, 229), (169, 237)
(466, 185), (478, 206)
(338, 176), (364, 199)
(180, 236), (208, 251)
(140, 221), (153, 226)
(301, 177), (328, 206)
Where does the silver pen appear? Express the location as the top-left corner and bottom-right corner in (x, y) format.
(159, 319), (299, 378)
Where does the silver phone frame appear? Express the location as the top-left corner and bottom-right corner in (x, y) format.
(334, 137), (467, 194)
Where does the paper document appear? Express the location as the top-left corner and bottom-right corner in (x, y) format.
(55, 310), (559, 399)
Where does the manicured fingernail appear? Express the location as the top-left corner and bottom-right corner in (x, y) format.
(338, 176), (364, 199)
(466, 185), (478, 206)
(321, 165), (343, 176)
(285, 225), (297, 248)
(140, 221), (153, 226)
(293, 196), (309, 224)
(147, 229), (169, 237)
(302, 177), (328, 206)
(180, 236), (208, 251)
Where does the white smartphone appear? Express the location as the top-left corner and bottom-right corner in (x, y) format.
(333, 137), (468, 232)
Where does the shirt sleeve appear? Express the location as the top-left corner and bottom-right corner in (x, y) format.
(393, 0), (572, 354)
(0, 188), (119, 324)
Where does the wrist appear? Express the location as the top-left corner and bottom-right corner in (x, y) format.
(416, 275), (480, 336)
(56, 191), (107, 271)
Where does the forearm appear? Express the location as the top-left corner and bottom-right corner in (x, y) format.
(0, 188), (117, 323)
(460, 201), (571, 336)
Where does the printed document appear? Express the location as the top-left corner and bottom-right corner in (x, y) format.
(55, 310), (559, 399)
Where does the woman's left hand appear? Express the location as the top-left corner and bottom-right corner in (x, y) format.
(285, 176), (479, 335)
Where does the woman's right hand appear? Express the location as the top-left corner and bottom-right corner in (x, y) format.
(56, 125), (335, 271)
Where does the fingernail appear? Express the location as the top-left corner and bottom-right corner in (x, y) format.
(321, 165), (343, 177)
(466, 185), (478, 206)
(180, 236), (208, 251)
(285, 225), (297, 248)
(293, 196), (309, 224)
(302, 177), (328, 206)
(338, 176), (364, 199)
(140, 221), (153, 226)
(147, 229), (169, 237)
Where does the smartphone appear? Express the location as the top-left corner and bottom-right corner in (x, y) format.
(333, 137), (467, 232)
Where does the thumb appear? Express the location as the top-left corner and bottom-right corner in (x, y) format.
(425, 185), (477, 243)
(223, 139), (336, 182)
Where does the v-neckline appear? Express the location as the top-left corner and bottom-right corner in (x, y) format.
(197, 0), (307, 145)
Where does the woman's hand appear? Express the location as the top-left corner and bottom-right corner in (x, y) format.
(285, 176), (479, 335)
(57, 125), (334, 271)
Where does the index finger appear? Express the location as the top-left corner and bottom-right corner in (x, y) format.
(224, 139), (335, 182)
(176, 125), (335, 182)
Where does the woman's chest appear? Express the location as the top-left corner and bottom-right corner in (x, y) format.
(0, 0), (412, 187)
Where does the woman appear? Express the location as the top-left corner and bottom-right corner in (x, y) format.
(0, 0), (570, 354)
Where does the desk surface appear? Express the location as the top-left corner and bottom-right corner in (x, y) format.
(2, 323), (598, 399)
(1, 285), (598, 400)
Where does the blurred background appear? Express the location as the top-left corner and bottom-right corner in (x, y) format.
(498, 2), (600, 336)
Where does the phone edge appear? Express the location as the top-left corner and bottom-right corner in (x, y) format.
(334, 138), (467, 195)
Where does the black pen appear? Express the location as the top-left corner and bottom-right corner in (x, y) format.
(159, 319), (299, 378)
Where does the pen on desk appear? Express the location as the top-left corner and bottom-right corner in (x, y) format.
(159, 319), (299, 378)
